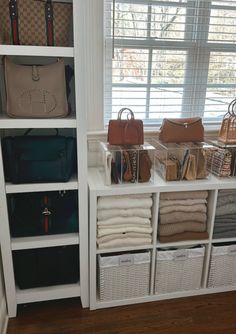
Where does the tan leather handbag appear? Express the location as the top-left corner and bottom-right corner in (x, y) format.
(0, 0), (72, 46)
(107, 108), (144, 146)
(4, 57), (68, 118)
(159, 117), (204, 143)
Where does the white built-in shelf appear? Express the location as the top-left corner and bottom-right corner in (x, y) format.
(16, 282), (81, 304)
(97, 244), (153, 255)
(0, 113), (77, 129)
(11, 233), (79, 251)
(5, 175), (78, 194)
(156, 239), (210, 248)
(212, 237), (236, 244)
(0, 45), (74, 58)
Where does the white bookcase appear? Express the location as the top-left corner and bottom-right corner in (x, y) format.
(88, 167), (236, 310)
(0, 0), (89, 317)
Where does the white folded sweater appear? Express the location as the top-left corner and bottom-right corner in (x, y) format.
(97, 225), (153, 237)
(97, 208), (152, 220)
(97, 216), (151, 226)
(97, 197), (153, 210)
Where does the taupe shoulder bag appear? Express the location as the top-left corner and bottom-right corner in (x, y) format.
(4, 57), (68, 118)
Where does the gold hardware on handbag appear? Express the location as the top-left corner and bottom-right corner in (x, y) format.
(159, 117), (204, 143)
(4, 57), (68, 118)
(107, 108), (144, 146)
(218, 99), (236, 144)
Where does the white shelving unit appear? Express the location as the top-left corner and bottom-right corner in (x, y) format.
(88, 167), (236, 310)
(0, 0), (89, 317)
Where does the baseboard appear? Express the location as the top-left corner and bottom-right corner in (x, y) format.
(0, 299), (8, 334)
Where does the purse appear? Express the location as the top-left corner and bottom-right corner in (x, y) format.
(107, 108), (144, 146)
(0, 0), (72, 46)
(138, 150), (152, 182)
(218, 99), (236, 144)
(2, 129), (76, 183)
(159, 117), (204, 143)
(8, 190), (78, 237)
(4, 57), (69, 118)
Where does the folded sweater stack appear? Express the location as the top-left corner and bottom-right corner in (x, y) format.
(97, 194), (153, 249)
(158, 191), (209, 243)
(213, 189), (236, 239)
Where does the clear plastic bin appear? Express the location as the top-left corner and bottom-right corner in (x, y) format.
(100, 142), (156, 185)
(153, 139), (212, 181)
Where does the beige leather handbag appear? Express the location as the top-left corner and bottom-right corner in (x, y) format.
(4, 57), (68, 118)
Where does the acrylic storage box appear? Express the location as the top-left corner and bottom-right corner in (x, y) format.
(98, 251), (151, 301)
(206, 140), (236, 177)
(154, 246), (205, 294)
(153, 140), (212, 181)
(208, 244), (236, 288)
(100, 142), (155, 185)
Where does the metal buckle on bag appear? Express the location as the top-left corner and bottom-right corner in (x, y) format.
(183, 122), (188, 128)
(42, 207), (51, 216)
(32, 66), (40, 81)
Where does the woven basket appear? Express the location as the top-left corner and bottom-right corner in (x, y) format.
(208, 244), (236, 288)
(98, 251), (150, 301)
(154, 247), (205, 294)
(218, 99), (236, 144)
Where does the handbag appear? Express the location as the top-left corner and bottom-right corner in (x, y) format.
(138, 150), (152, 182)
(107, 108), (144, 146)
(0, 0), (72, 46)
(4, 57), (69, 118)
(218, 99), (236, 144)
(2, 129), (76, 183)
(159, 117), (204, 143)
(8, 190), (78, 237)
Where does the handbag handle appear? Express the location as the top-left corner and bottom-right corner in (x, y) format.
(117, 108), (135, 120)
(24, 129), (59, 136)
(228, 98), (236, 116)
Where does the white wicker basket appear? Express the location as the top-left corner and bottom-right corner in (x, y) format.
(155, 247), (205, 294)
(98, 251), (151, 301)
(208, 244), (236, 288)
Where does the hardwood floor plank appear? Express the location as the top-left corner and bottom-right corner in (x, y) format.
(7, 292), (236, 334)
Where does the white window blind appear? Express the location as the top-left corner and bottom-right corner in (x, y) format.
(104, 0), (236, 126)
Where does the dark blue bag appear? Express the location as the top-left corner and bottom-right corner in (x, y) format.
(2, 129), (76, 183)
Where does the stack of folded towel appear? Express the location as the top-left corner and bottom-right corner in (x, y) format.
(158, 191), (209, 243)
(213, 189), (236, 238)
(97, 194), (153, 249)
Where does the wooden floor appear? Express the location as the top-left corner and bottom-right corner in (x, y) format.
(7, 292), (236, 334)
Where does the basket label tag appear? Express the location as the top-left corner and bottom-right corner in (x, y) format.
(119, 254), (134, 266)
(174, 250), (188, 261)
(228, 245), (236, 256)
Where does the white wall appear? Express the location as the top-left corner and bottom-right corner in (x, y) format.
(0, 252), (8, 334)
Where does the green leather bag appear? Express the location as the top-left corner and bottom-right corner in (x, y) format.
(2, 129), (76, 183)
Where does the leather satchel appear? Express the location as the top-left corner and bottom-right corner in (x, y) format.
(2, 129), (76, 183)
(107, 108), (144, 145)
(4, 57), (69, 118)
(0, 0), (72, 46)
(159, 117), (204, 143)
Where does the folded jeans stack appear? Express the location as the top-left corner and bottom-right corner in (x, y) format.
(158, 191), (209, 243)
(97, 194), (153, 249)
(213, 189), (236, 238)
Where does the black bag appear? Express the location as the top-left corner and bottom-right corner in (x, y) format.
(13, 246), (79, 289)
(2, 129), (76, 183)
(8, 191), (79, 237)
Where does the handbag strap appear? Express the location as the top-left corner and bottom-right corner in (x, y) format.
(8, 0), (54, 46)
(227, 98), (236, 116)
(24, 128), (59, 136)
(9, 0), (20, 45)
(45, 0), (54, 46)
(117, 107), (135, 120)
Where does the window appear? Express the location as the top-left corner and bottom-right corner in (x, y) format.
(104, 0), (236, 126)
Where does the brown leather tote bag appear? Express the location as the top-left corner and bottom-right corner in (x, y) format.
(4, 57), (68, 118)
(159, 117), (204, 143)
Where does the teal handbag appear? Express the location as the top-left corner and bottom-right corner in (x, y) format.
(2, 129), (76, 183)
